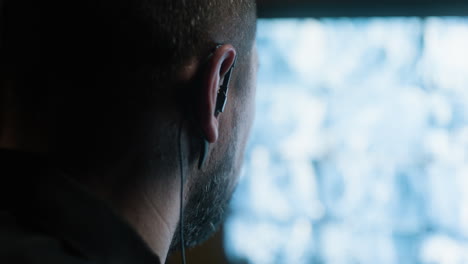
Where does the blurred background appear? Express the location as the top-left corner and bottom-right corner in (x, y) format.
(170, 1), (468, 264)
(226, 17), (468, 264)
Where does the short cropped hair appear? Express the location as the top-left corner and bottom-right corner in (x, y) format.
(0, 0), (256, 172)
(0, 0), (256, 97)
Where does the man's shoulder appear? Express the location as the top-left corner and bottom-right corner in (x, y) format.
(0, 212), (90, 264)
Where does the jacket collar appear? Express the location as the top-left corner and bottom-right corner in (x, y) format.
(0, 149), (161, 264)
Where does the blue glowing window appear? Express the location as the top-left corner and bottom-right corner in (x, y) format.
(226, 18), (468, 264)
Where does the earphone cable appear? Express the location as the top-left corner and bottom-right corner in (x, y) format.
(178, 119), (187, 264)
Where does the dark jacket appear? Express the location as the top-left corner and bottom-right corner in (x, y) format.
(0, 149), (161, 264)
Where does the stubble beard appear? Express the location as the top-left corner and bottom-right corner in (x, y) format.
(169, 140), (240, 251)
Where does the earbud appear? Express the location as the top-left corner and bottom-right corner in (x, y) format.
(214, 55), (237, 116)
(198, 45), (237, 170)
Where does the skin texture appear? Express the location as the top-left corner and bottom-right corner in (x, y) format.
(174, 45), (258, 249)
(0, 1), (257, 262)
(0, 46), (257, 263)
(114, 44), (258, 260)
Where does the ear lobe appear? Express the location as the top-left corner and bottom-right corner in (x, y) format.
(198, 44), (237, 144)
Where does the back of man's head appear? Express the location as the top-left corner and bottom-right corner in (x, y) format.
(0, 0), (256, 173)
(0, 1), (258, 257)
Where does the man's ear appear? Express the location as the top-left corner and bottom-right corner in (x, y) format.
(198, 44), (237, 144)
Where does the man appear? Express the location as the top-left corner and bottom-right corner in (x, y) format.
(0, 0), (257, 263)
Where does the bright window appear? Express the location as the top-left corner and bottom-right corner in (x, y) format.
(226, 17), (468, 264)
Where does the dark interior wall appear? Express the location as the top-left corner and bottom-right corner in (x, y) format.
(257, 0), (468, 18)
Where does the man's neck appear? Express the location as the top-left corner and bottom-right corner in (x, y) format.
(82, 169), (182, 263)
(0, 137), (184, 262)
(0, 149), (164, 263)
(121, 183), (181, 261)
